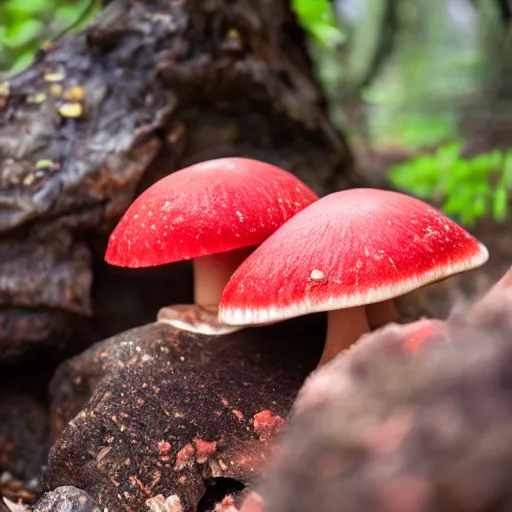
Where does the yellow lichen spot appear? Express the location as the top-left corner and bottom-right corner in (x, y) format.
(27, 92), (47, 104)
(227, 28), (242, 42)
(49, 84), (63, 97)
(58, 101), (83, 118)
(0, 81), (10, 97)
(44, 71), (65, 83)
(153, 13), (173, 23)
(0, 82), (10, 110)
(35, 159), (55, 170)
(23, 174), (36, 186)
(64, 85), (85, 101)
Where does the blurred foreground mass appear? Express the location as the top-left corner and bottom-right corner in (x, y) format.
(258, 269), (512, 512)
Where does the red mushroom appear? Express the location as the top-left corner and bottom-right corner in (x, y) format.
(105, 157), (318, 334)
(219, 188), (488, 365)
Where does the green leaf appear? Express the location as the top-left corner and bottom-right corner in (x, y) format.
(9, 50), (35, 73)
(1, 0), (101, 74)
(388, 141), (512, 225)
(502, 150), (512, 187)
(3, 0), (47, 16)
(493, 183), (508, 222)
(443, 193), (470, 218)
(389, 152), (440, 191)
(2, 18), (43, 47)
(470, 154), (495, 175)
(446, 159), (470, 182)
(436, 140), (462, 163)
(472, 194), (488, 218)
(292, 0), (345, 48)
(399, 114), (457, 150)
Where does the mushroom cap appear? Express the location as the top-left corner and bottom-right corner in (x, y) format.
(219, 188), (489, 325)
(105, 158), (318, 267)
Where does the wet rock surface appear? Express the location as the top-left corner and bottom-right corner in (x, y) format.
(46, 318), (323, 511)
(257, 274), (512, 512)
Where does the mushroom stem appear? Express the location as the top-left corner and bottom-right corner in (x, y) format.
(317, 306), (370, 367)
(193, 247), (252, 308)
(366, 299), (399, 329)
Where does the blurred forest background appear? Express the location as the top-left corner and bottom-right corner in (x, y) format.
(2, 0), (512, 226)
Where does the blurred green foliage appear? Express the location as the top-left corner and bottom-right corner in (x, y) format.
(293, 0), (511, 225)
(0, 0), (99, 76)
(389, 142), (512, 225)
(291, 0), (345, 49)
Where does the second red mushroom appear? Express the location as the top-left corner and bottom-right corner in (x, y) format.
(219, 188), (489, 365)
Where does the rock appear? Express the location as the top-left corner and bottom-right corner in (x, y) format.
(46, 318), (322, 511)
(1, 496), (28, 512)
(0, 472), (38, 506)
(0, 227), (92, 363)
(0, 393), (49, 484)
(256, 270), (512, 512)
(0, 496), (11, 512)
(32, 487), (101, 512)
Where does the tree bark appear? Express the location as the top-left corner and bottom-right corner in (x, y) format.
(0, 0), (353, 362)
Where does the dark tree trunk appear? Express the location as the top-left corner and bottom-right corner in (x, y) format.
(0, 0), (353, 363)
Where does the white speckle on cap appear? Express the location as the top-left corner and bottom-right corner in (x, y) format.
(310, 269), (325, 281)
(236, 211), (244, 222)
